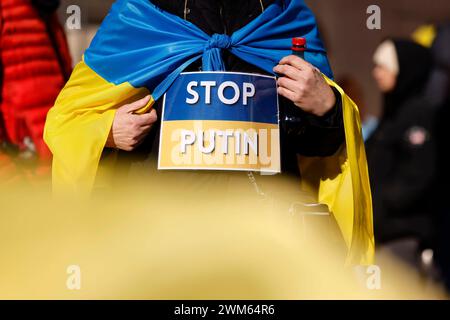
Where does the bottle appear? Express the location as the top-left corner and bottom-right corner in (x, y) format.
(292, 37), (306, 59)
(281, 37), (307, 131)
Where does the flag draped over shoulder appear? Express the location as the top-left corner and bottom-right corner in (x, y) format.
(44, 0), (374, 264)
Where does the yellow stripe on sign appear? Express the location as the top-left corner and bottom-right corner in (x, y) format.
(159, 120), (280, 172)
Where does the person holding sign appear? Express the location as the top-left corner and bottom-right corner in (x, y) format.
(44, 0), (374, 264)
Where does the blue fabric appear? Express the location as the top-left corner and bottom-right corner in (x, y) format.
(84, 0), (333, 101)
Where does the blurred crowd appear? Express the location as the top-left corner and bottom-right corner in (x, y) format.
(0, 0), (449, 294)
(362, 24), (450, 290)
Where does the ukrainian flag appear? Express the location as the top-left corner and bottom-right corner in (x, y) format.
(44, 0), (374, 264)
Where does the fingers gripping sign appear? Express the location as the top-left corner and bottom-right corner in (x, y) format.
(273, 55), (336, 117)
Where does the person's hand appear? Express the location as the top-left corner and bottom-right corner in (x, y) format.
(273, 55), (336, 117)
(106, 95), (158, 151)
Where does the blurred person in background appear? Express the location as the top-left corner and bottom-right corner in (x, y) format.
(412, 23), (450, 289)
(367, 39), (438, 260)
(423, 23), (450, 291)
(0, 0), (71, 175)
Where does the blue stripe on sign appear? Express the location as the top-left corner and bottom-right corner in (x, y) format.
(162, 72), (279, 125)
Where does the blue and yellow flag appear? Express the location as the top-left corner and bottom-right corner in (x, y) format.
(44, 0), (374, 264)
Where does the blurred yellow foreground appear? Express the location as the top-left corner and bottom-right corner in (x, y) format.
(0, 170), (445, 299)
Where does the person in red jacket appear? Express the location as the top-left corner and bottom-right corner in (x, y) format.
(0, 0), (71, 167)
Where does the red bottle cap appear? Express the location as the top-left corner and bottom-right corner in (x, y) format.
(292, 37), (306, 52)
(292, 37), (306, 46)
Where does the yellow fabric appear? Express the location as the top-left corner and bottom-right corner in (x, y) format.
(299, 77), (375, 265)
(44, 59), (153, 194)
(45, 63), (374, 264)
(412, 24), (437, 48)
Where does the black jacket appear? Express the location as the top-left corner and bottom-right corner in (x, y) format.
(125, 0), (345, 176)
(366, 40), (437, 244)
(367, 96), (438, 243)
